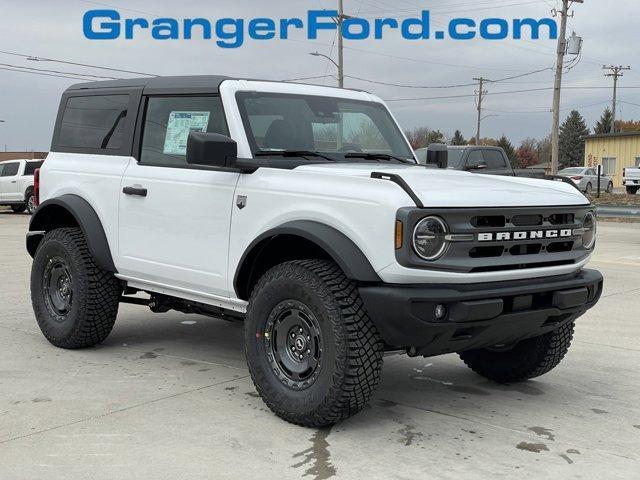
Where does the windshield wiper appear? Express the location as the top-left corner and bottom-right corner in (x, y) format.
(255, 150), (336, 162)
(344, 152), (415, 164)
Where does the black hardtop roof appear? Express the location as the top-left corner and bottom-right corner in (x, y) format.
(66, 75), (233, 95)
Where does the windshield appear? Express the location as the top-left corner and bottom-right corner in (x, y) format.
(446, 149), (465, 168)
(236, 92), (414, 161)
(559, 168), (583, 175)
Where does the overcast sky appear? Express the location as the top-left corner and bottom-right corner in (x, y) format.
(1, 0), (639, 152)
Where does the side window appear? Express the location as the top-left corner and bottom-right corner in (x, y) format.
(58, 95), (129, 150)
(139, 96), (228, 167)
(466, 150), (484, 168)
(586, 169), (596, 176)
(1, 163), (19, 177)
(23, 161), (43, 176)
(602, 158), (616, 176)
(482, 150), (507, 169)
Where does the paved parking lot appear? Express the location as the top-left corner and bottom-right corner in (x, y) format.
(1, 211), (639, 479)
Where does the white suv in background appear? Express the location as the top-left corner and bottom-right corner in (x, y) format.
(0, 159), (42, 214)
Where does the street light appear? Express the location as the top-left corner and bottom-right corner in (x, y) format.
(309, 52), (342, 88)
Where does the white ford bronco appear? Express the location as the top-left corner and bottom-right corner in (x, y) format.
(27, 76), (602, 427)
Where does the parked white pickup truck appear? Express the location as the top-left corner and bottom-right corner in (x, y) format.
(623, 167), (640, 194)
(0, 159), (42, 213)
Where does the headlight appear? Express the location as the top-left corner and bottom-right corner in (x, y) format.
(582, 211), (596, 249)
(413, 216), (449, 260)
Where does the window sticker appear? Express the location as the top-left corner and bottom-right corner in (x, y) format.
(163, 111), (210, 155)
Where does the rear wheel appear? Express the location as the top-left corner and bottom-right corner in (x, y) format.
(626, 186), (639, 195)
(459, 322), (575, 383)
(585, 182), (593, 195)
(31, 227), (121, 349)
(26, 192), (36, 214)
(11, 204), (26, 213)
(244, 259), (383, 427)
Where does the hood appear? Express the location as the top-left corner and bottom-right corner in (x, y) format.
(295, 163), (589, 208)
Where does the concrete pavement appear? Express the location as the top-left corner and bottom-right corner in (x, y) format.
(1, 212), (639, 479)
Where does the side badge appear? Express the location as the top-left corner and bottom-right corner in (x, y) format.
(236, 195), (247, 210)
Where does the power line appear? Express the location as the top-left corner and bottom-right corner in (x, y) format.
(345, 66), (553, 89)
(0, 65), (96, 81)
(282, 74), (336, 82)
(0, 49), (156, 77)
(345, 75), (477, 89)
(0, 62), (119, 80)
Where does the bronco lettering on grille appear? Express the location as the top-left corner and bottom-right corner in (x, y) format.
(477, 229), (573, 242)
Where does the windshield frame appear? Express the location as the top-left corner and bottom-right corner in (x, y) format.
(235, 91), (415, 162)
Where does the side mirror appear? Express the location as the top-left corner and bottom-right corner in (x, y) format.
(186, 132), (237, 168)
(426, 143), (448, 169)
(467, 162), (488, 171)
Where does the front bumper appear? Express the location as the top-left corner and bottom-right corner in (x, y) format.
(358, 268), (603, 357)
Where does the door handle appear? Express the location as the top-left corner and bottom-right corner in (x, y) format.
(122, 186), (147, 197)
(10, 180), (16, 183)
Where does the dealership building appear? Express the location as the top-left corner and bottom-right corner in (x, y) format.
(583, 131), (640, 187)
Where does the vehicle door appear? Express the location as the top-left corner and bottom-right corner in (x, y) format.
(118, 94), (239, 298)
(464, 150), (486, 173)
(482, 149), (512, 176)
(584, 168), (597, 189)
(0, 162), (21, 200)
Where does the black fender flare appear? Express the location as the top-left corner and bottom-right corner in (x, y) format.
(233, 220), (381, 298)
(27, 194), (116, 272)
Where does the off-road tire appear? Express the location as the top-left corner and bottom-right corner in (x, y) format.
(459, 322), (575, 383)
(626, 186), (639, 195)
(11, 204), (26, 213)
(244, 259), (383, 427)
(31, 227), (121, 349)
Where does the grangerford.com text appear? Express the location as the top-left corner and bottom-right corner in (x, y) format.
(83, 9), (558, 48)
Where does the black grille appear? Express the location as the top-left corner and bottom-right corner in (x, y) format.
(396, 205), (592, 273)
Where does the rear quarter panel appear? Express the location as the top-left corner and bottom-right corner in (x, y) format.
(40, 152), (132, 264)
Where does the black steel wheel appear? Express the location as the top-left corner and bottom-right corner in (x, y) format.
(42, 256), (74, 321)
(264, 300), (323, 389)
(245, 259), (383, 427)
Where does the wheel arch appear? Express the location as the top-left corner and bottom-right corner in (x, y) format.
(234, 220), (381, 300)
(27, 194), (116, 272)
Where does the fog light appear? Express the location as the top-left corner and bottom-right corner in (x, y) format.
(434, 304), (447, 320)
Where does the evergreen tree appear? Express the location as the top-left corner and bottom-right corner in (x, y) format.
(451, 129), (466, 145)
(559, 110), (589, 168)
(496, 135), (516, 167)
(594, 107), (614, 134)
(425, 130), (444, 145)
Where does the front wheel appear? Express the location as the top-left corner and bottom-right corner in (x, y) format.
(31, 227), (121, 349)
(459, 322), (575, 383)
(244, 259), (383, 427)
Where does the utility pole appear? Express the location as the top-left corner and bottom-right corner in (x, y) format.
(603, 65), (631, 133)
(337, 0), (345, 88)
(550, 0), (583, 175)
(473, 77), (487, 145)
